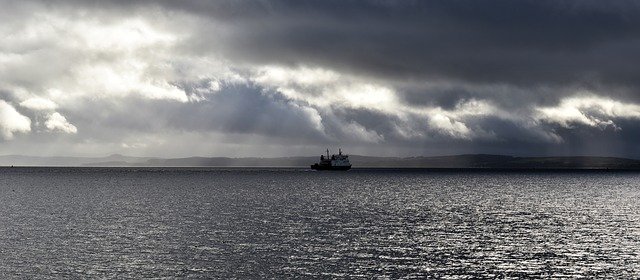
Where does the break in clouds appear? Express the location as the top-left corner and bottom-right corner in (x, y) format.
(2, 0), (640, 157)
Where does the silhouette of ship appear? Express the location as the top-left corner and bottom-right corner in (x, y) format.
(311, 149), (352, 170)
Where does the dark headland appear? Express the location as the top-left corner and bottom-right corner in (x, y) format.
(1, 154), (640, 170)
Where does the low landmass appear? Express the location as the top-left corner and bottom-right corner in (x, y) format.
(1, 154), (640, 169)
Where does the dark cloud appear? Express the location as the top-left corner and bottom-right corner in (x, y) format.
(28, 0), (640, 91)
(35, 0), (640, 90)
(155, 0), (640, 89)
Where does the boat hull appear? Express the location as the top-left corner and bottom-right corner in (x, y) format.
(310, 164), (351, 171)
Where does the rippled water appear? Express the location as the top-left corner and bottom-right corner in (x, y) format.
(1, 168), (639, 278)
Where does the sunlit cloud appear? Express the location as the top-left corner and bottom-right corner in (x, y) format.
(252, 65), (399, 112)
(0, 100), (31, 139)
(73, 18), (177, 51)
(536, 94), (640, 130)
(45, 112), (77, 134)
(20, 97), (58, 111)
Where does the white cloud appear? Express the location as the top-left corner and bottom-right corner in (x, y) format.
(73, 18), (177, 51)
(342, 121), (385, 143)
(536, 94), (640, 129)
(252, 65), (399, 112)
(73, 61), (189, 102)
(0, 12), (193, 103)
(253, 66), (339, 87)
(338, 84), (397, 112)
(428, 114), (472, 139)
(0, 100), (31, 139)
(45, 112), (77, 134)
(20, 97), (58, 111)
(294, 104), (325, 133)
(410, 99), (501, 140)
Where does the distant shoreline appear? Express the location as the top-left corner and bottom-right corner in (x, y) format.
(1, 154), (640, 170)
(1, 166), (640, 172)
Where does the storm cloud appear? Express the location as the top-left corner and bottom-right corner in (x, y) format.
(2, 0), (640, 157)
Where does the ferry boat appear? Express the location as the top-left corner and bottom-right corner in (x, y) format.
(311, 149), (352, 170)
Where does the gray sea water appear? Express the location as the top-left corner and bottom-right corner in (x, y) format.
(0, 167), (639, 278)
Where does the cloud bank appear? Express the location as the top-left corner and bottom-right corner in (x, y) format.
(1, 0), (640, 157)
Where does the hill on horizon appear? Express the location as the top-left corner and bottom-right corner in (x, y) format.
(1, 154), (640, 169)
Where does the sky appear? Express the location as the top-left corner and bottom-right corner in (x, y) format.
(2, 0), (640, 158)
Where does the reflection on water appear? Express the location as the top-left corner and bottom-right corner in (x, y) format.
(0, 168), (639, 278)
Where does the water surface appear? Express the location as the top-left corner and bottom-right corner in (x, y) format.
(0, 168), (639, 278)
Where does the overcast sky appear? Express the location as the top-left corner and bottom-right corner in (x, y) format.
(2, 0), (640, 158)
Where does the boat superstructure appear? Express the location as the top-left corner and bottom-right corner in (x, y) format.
(311, 149), (352, 170)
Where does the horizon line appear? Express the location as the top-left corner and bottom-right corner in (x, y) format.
(0, 153), (639, 160)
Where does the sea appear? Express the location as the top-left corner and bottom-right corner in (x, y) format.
(0, 167), (639, 279)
